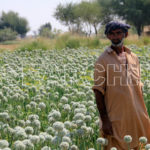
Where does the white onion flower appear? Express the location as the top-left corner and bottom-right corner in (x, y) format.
(31, 119), (41, 129)
(87, 101), (95, 106)
(73, 113), (85, 121)
(62, 136), (72, 144)
(64, 121), (72, 129)
(0, 140), (9, 148)
(63, 104), (71, 112)
(30, 101), (37, 109)
(124, 135), (132, 143)
(60, 96), (68, 104)
(25, 120), (31, 126)
(56, 128), (69, 137)
(96, 137), (106, 145)
(85, 115), (92, 122)
(14, 126), (27, 140)
(87, 127), (94, 134)
(22, 139), (34, 150)
(70, 145), (78, 150)
(46, 126), (55, 134)
(29, 135), (40, 144)
(25, 126), (34, 135)
(81, 126), (88, 135)
(139, 136), (147, 144)
(18, 120), (25, 127)
(37, 108), (41, 112)
(28, 114), (39, 121)
(0, 112), (9, 122)
(26, 104), (31, 110)
(60, 141), (69, 150)
(145, 144), (150, 150)
(88, 106), (96, 113)
(53, 121), (64, 132)
(3, 148), (11, 150)
(72, 102), (79, 109)
(13, 140), (26, 150)
(38, 102), (46, 110)
(6, 127), (15, 135)
(74, 108), (87, 115)
(41, 146), (51, 150)
(110, 147), (117, 150)
(45, 134), (53, 143)
(70, 122), (77, 129)
(39, 135), (45, 143)
(48, 110), (61, 119)
(75, 120), (85, 127)
(48, 117), (55, 123)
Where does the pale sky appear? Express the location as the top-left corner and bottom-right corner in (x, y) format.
(0, 0), (83, 35)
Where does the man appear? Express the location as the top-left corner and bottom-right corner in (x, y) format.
(92, 21), (150, 150)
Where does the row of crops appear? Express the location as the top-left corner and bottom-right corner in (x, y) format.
(0, 45), (150, 149)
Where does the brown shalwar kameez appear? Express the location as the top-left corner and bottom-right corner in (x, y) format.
(92, 46), (150, 150)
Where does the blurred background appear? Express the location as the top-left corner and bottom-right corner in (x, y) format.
(0, 0), (150, 50)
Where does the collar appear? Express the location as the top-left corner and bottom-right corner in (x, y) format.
(105, 46), (131, 54)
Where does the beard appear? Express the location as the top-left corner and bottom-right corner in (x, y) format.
(111, 38), (124, 47)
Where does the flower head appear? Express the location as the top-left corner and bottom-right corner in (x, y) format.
(124, 135), (132, 143)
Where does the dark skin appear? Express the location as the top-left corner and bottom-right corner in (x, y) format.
(94, 29), (128, 136)
(93, 89), (113, 135)
(107, 29), (128, 55)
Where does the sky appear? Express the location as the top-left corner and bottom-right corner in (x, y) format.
(0, 0), (83, 35)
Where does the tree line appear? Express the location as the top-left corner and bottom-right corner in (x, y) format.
(54, 0), (150, 37)
(0, 11), (60, 42)
(0, 0), (150, 42)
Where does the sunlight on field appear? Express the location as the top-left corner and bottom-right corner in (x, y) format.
(0, 45), (149, 149)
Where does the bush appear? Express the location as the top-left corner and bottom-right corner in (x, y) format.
(0, 28), (17, 42)
(87, 38), (100, 48)
(39, 28), (55, 39)
(142, 36), (150, 45)
(65, 38), (80, 49)
(18, 39), (50, 51)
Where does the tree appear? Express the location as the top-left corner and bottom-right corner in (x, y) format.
(106, 0), (150, 36)
(54, 3), (77, 32)
(39, 22), (52, 34)
(38, 22), (52, 38)
(74, 1), (103, 36)
(98, 0), (115, 25)
(0, 11), (29, 37)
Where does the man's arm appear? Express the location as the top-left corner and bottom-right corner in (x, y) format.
(94, 89), (113, 135)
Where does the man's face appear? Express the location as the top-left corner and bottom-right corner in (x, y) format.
(107, 29), (127, 45)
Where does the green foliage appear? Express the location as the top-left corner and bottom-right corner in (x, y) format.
(87, 38), (101, 48)
(54, 3), (76, 31)
(54, 33), (72, 49)
(38, 22), (52, 38)
(74, 1), (103, 36)
(0, 28), (17, 42)
(97, 0), (114, 24)
(65, 38), (80, 49)
(142, 36), (150, 45)
(108, 0), (150, 36)
(18, 39), (50, 51)
(0, 11), (29, 37)
(39, 28), (54, 38)
(54, 1), (104, 36)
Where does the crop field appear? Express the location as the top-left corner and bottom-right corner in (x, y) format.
(0, 45), (150, 150)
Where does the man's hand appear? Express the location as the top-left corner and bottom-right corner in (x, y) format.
(102, 117), (113, 135)
(93, 89), (113, 136)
